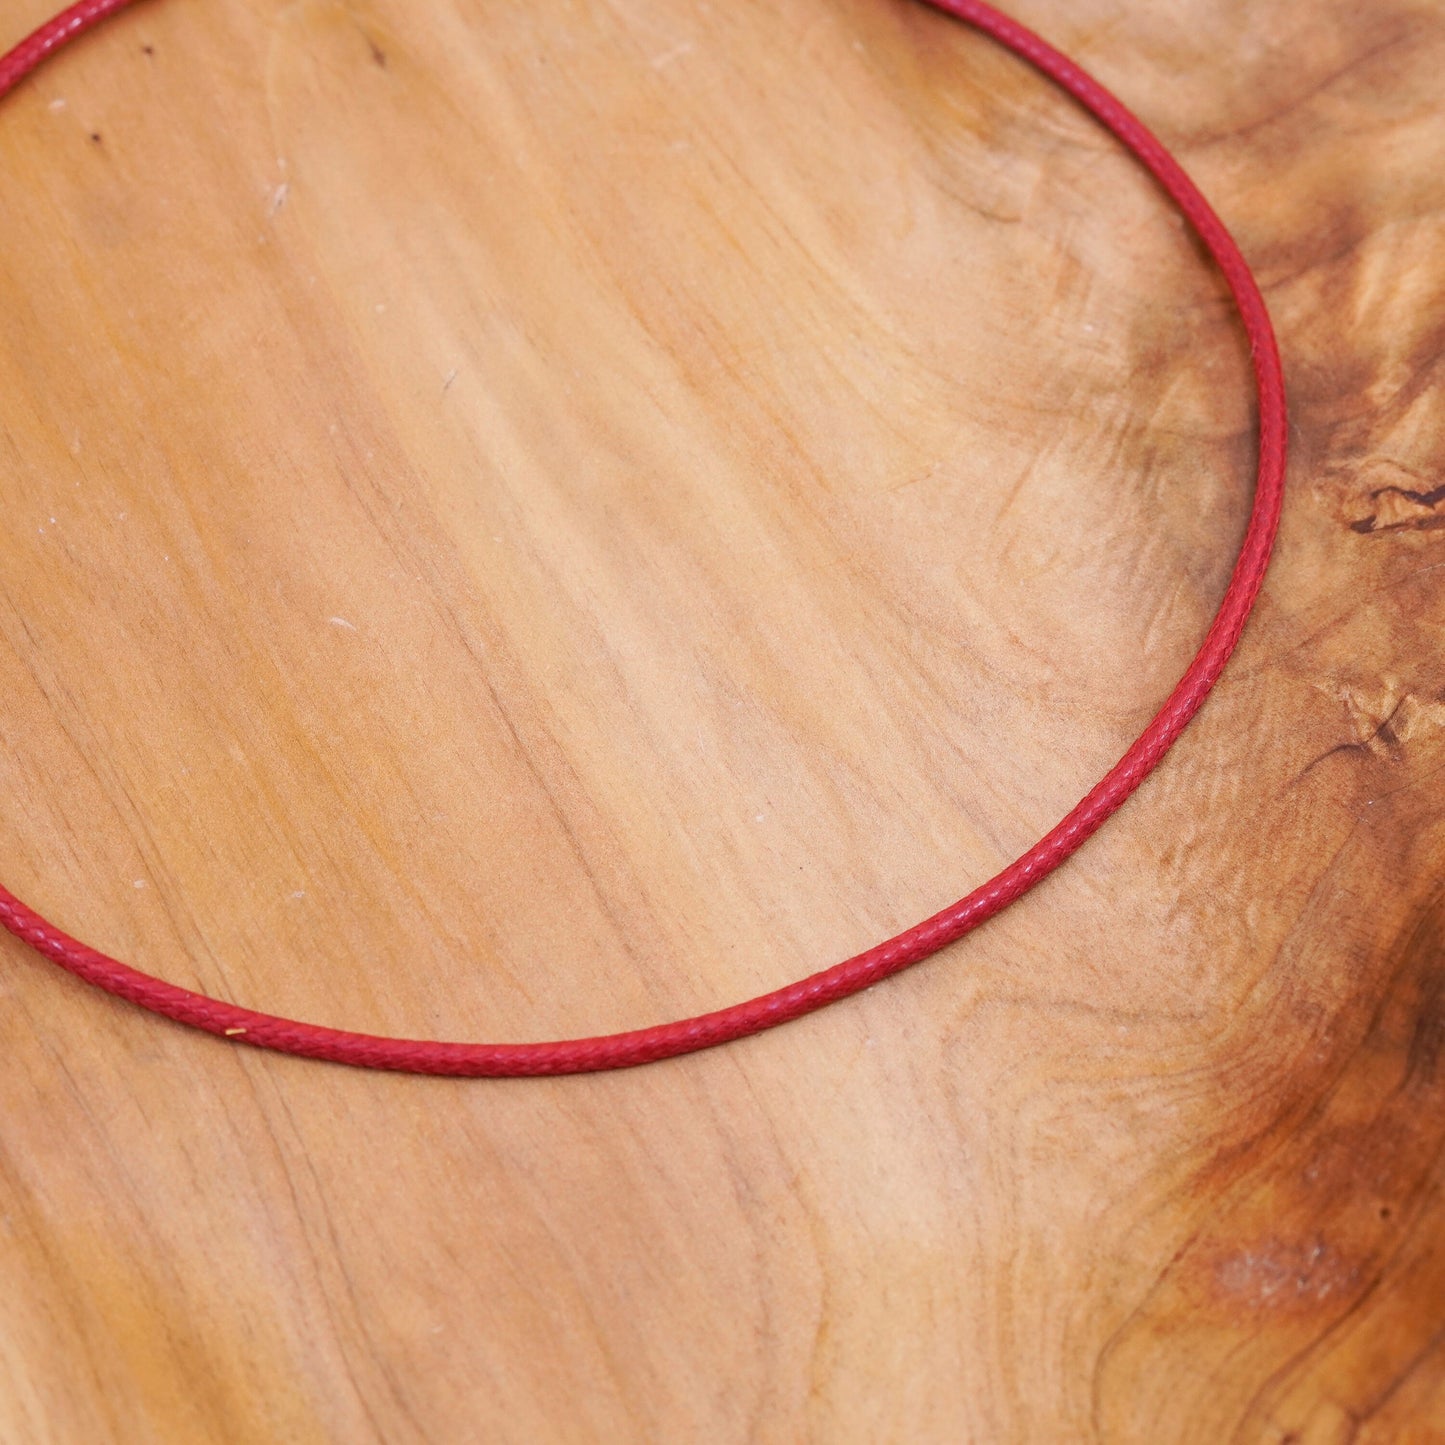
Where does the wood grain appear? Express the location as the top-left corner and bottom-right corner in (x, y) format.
(0, 0), (1441, 1438)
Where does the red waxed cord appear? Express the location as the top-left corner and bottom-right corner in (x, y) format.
(0, 0), (1286, 1075)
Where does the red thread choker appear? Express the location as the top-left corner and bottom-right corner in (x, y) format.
(0, 0), (1287, 1074)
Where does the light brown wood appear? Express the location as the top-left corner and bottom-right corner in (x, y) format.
(1, 0), (1442, 1438)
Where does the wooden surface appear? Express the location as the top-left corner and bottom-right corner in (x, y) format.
(1, 0), (1442, 1438)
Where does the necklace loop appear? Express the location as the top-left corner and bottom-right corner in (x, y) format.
(0, 0), (1287, 1074)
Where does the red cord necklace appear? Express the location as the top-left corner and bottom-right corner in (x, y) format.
(0, 0), (1286, 1075)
